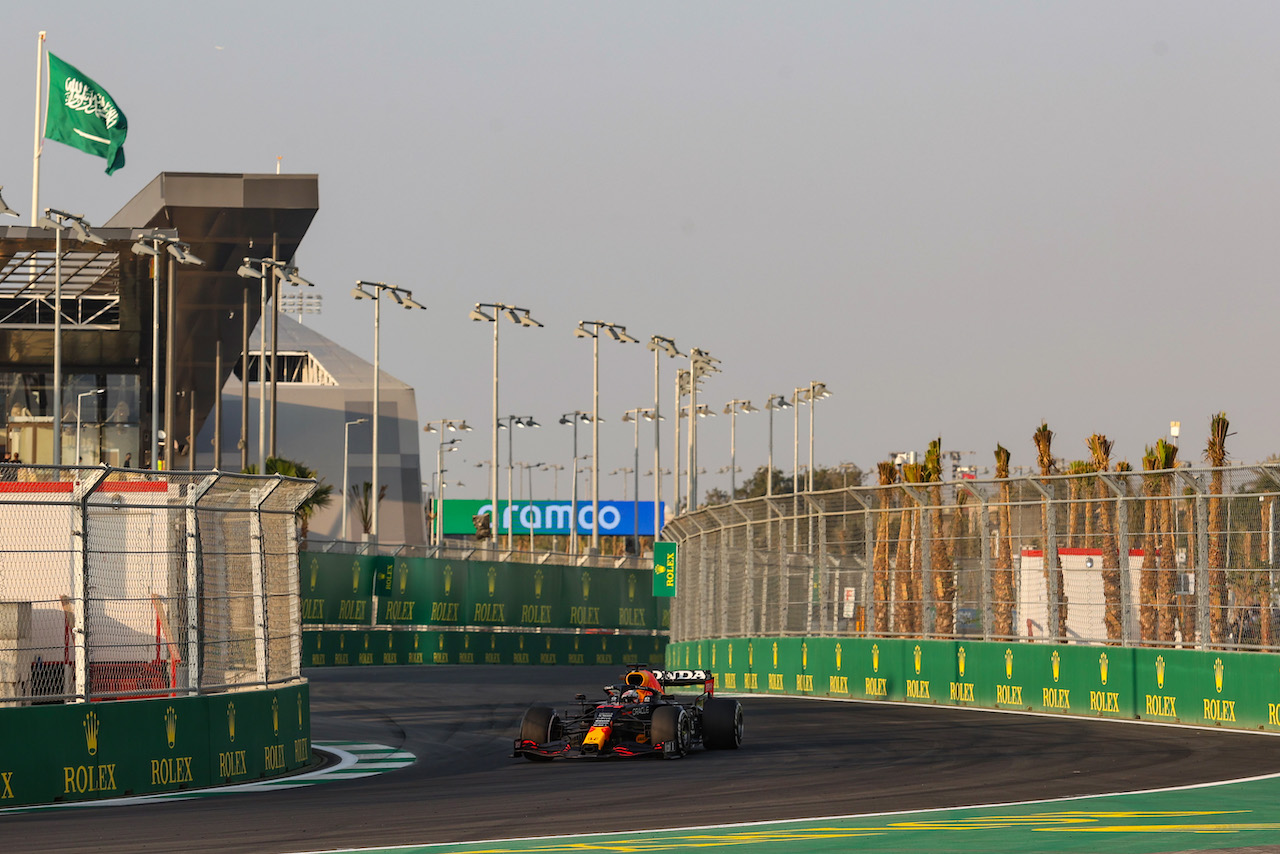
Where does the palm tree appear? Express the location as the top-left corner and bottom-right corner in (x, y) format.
(242, 456), (334, 546)
(1204, 412), (1230, 644)
(993, 445), (1015, 637)
(1153, 439), (1180, 643)
(1065, 460), (1091, 548)
(925, 438), (955, 635)
(896, 461), (926, 635)
(1033, 422), (1067, 638)
(1139, 447), (1159, 641)
(1086, 434), (1121, 641)
(873, 461), (897, 634)
(349, 481), (387, 537)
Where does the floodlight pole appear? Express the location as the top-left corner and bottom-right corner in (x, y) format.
(576, 321), (636, 552)
(342, 418), (367, 540)
(353, 281), (425, 542)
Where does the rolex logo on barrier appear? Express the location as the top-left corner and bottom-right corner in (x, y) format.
(1052, 650), (1060, 683)
(165, 707), (177, 749)
(872, 644), (880, 673)
(351, 561), (360, 593)
(388, 633), (394, 650)
(398, 562), (408, 594)
(581, 571), (591, 599)
(84, 711), (100, 756)
(545, 635), (552, 651)
(712, 645), (716, 668)
(729, 643), (734, 669)
(1099, 652), (1109, 686)
(227, 702), (236, 742)
(363, 634), (370, 650)
(444, 566), (453, 595)
(628, 573), (636, 599)
(748, 641), (753, 668)
(958, 646), (966, 678)
(534, 569), (544, 598)
(802, 642), (808, 670)
(1215, 658), (1224, 694)
(298, 695), (304, 728)
(464, 634), (471, 650)
(272, 697), (280, 736)
(1156, 655), (1166, 690)
(1005, 648), (1014, 679)
(488, 566), (497, 597)
(913, 645), (922, 675)
(772, 642), (778, 669)
(309, 559), (318, 591)
(834, 643), (841, 672)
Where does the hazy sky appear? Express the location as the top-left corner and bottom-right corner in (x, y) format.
(5, 2), (1280, 501)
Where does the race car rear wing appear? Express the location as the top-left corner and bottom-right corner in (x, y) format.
(649, 669), (715, 696)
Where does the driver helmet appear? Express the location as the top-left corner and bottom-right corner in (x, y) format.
(621, 689), (641, 703)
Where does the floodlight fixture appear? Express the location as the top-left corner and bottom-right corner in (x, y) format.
(0, 186), (18, 218)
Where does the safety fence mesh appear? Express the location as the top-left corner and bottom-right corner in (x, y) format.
(664, 464), (1280, 652)
(0, 466), (315, 704)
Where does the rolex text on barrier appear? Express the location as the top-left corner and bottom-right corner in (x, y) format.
(301, 553), (670, 633)
(666, 638), (1280, 734)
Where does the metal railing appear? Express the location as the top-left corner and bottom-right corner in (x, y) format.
(0, 465), (315, 704)
(664, 464), (1280, 651)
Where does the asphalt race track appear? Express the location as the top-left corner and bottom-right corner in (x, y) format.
(5, 665), (1280, 854)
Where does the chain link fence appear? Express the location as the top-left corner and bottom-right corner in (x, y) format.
(0, 465), (315, 704)
(664, 464), (1280, 652)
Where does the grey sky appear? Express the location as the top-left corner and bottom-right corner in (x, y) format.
(5, 2), (1279, 500)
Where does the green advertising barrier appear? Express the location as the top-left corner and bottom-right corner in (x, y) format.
(305, 552), (668, 633)
(300, 552), (380, 625)
(303, 629), (666, 668)
(669, 637), (1280, 737)
(0, 683), (310, 807)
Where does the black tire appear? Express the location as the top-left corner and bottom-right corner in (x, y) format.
(702, 697), (743, 750)
(651, 704), (692, 758)
(518, 706), (561, 761)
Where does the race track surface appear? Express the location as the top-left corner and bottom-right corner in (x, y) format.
(4, 665), (1280, 853)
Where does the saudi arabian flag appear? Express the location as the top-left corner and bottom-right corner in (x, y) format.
(44, 52), (128, 175)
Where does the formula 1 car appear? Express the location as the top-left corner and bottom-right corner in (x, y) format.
(512, 668), (743, 761)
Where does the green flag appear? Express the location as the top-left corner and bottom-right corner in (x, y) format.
(44, 52), (128, 176)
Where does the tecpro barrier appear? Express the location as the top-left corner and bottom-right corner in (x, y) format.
(300, 553), (670, 633)
(665, 639), (1280, 732)
(304, 629), (665, 668)
(0, 683), (310, 807)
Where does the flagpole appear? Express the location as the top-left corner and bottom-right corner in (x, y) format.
(31, 31), (45, 227)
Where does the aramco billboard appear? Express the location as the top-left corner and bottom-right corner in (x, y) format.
(439, 499), (663, 537)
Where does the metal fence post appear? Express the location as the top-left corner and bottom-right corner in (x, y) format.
(1027, 478), (1061, 642)
(845, 488), (874, 636)
(249, 479), (282, 687)
(185, 474), (219, 693)
(1100, 474), (1135, 645)
(899, 483), (932, 639)
(1177, 471), (1210, 649)
(958, 481), (992, 642)
(72, 471), (107, 702)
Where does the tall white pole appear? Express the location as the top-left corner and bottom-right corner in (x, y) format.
(653, 349), (661, 541)
(371, 293), (381, 542)
(490, 320), (499, 539)
(729, 406), (737, 499)
(808, 383), (816, 493)
(257, 275), (267, 470)
(591, 335), (600, 552)
(673, 374), (682, 514)
(51, 225), (62, 466)
(31, 32), (45, 227)
(506, 419), (514, 551)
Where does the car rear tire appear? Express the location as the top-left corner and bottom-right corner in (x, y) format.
(519, 706), (561, 761)
(652, 705), (692, 758)
(702, 697), (743, 749)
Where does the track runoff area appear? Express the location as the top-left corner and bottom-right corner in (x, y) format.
(316, 693), (1280, 854)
